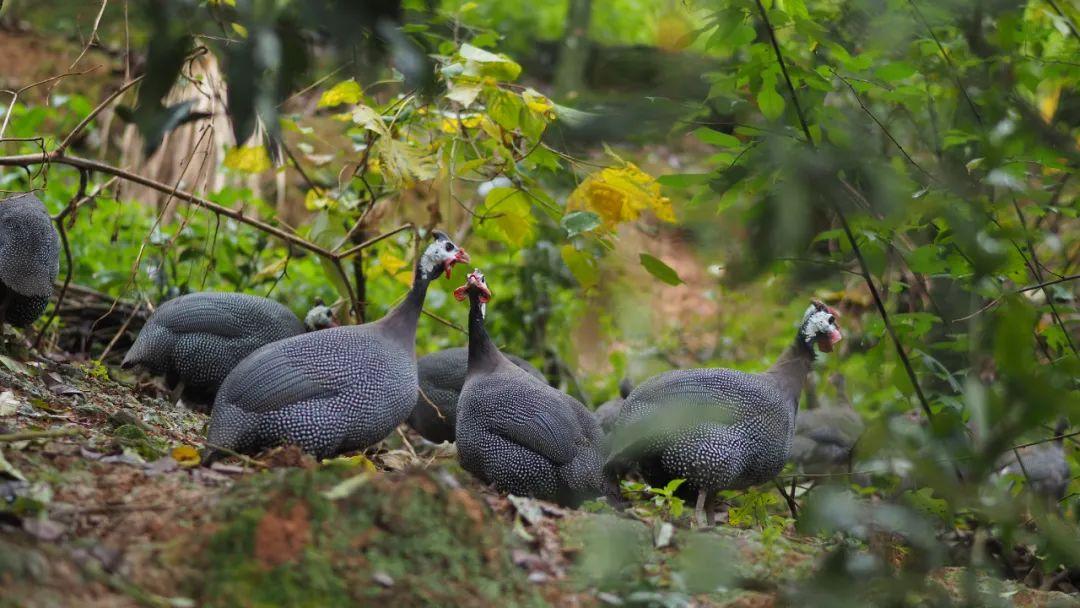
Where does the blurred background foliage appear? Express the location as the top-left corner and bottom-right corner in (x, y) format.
(0, 0), (1078, 604)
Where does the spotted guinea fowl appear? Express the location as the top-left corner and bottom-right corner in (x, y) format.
(453, 269), (610, 507)
(789, 373), (864, 475)
(408, 347), (545, 444)
(996, 419), (1070, 507)
(0, 194), (60, 332)
(607, 300), (843, 525)
(122, 293), (338, 413)
(206, 232), (469, 459)
(594, 377), (634, 434)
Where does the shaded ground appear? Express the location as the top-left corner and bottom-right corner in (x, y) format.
(2, 340), (1078, 608)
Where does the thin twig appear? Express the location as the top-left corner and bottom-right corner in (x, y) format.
(34, 169), (88, 349)
(0, 427), (85, 442)
(68, 0), (110, 71)
(97, 302), (143, 362)
(55, 76), (143, 155)
(336, 223), (414, 259)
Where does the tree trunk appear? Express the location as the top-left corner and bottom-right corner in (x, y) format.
(553, 0), (592, 99)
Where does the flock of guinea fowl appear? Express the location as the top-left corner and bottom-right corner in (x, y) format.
(2, 191), (1062, 525)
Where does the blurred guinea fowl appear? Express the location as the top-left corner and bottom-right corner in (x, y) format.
(408, 346), (545, 444)
(997, 419), (1070, 506)
(0, 194), (60, 333)
(206, 232), (468, 459)
(594, 377), (634, 433)
(122, 293), (338, 412)
(789, 373), (864, 475)
(453, 269), (610, 507)
(607, 300), (843, 525)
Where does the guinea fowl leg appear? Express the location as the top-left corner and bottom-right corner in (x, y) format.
(695, 489), (709, 527)
(705, 492), (718, 526)
(0, 291), (8, 350)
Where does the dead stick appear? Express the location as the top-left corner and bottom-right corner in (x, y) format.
(0, 427), (85, 442)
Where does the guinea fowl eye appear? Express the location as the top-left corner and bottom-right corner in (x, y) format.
(827, 315), (836, 324)
(444, 242), (455, 252)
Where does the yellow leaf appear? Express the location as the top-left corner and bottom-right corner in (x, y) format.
(223, 146), (272, 173)
(1037, 80), (1061, 124)
(656, 11), (693, 52)
(378, 250), (412, 285)
(231, 22), (248, 38)
(322, 454), (378, 472)
(171, 445), (201, 468)
(522, 88), (554, 115)
(351, 105), (389, 135)
(439, 114), (482, 133)
(317, 79), (363, 108)
(567, 162), (675, 228)
(475, 187), (536, 247)
(304, 188), (336, 211)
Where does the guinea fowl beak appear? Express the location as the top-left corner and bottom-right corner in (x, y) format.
(816, 329), (842, 353)
(444, 249), (471, 278)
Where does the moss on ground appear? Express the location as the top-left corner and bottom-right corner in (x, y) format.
(189, 465), (544, 608)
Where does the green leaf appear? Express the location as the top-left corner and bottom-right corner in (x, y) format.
(317, 79), (363, 108)
(459, 43), (522, 81)
(561, 211), (601, 237)
(693, 127), (741, 149)
(876, 62), (918, 82)
(639, 253), (683, 286)
(758, 72), (785, 120)
(561, 245), (599, 289)
(475, 187), (535, 247)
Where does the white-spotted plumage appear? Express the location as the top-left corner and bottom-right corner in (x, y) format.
(0, 194), (59, 328)
(607, 300), (842, 510)
(453, 269), (610, 507)
(207, 233), (469, 459)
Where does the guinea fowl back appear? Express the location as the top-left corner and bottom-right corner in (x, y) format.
(122, 292), (307, 410)
(0, 194), (60, 328)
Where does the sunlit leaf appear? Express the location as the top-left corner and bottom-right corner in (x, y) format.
(561, 245), (599, 289)
(758, 72), (785, 120)
(223, 146), (272, 173)
(171, 445), (201, 468)
(317, 79), (363, 108)
(567, 162), (675, 228)
(474, 187), (536, 247)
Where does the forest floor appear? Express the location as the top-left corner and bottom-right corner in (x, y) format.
(1, 337), (1077, 608)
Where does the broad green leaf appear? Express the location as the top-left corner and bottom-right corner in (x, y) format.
(876, 62), (918, 82)
(475, 187), (536, 247)
(317, 79), (363, 108)
(639, 253), (683, 286)
(758, 73), (785, 121)
(693, 127), (741, 149)
(561, 211), (601, 237)
(459, 43), (522, 81)
(445, 83), (483, 108)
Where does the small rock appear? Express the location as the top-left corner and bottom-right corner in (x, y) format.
(527, 572), (549, 584)
(80, 446), (105, 460)
(22, 517), (65, 541)
(146, 457), (179, 476)
(209, 463), (246, 475)
(372, 571), (394, 587)
(43, 373), (82, 397)
(597, 592), (624, 605)
(0, 391), (20, 416)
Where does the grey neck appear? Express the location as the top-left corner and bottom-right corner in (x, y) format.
(378, 262), (433, 346)
(765, 338), (815, 404)
(466, 290), (501, 375)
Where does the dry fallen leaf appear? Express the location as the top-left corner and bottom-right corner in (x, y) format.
(0, 391), (20, 417)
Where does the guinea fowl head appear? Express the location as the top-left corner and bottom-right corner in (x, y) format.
(304, 300), (338, 331)
(419, 231), (470, 281)
(799, 299), (843, 354)
(453, 269), (492, 303)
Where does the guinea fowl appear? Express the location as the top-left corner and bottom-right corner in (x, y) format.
(607, 300), (843, 525)
(122, 293), (338, 413)
(789, 373), (864, 475)
(206, 232), (469, 459)
(996, 419), (1070, 507)
(408, 346), (545, 444)
(594, 377), (634, 433)
(0, 194), (60, 333)
(453, 269), (609, 507)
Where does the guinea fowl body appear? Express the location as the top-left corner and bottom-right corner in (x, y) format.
(454, 270), (609, 507)
(0, 194), (60, 328)
(607, 301), (842, 522)
(206, 233), (468, 459)
(122, 292), (307, 412)
(594, 378), (633, 433)
(789, 375), (864, 474)
(997, 420), (1070, 505)
(409, 346), (545, 443)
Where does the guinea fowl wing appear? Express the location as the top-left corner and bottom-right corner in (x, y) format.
(477, 367), (587, 466)
(216, 337), (335, 414)
(151, 295), (246, 338)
